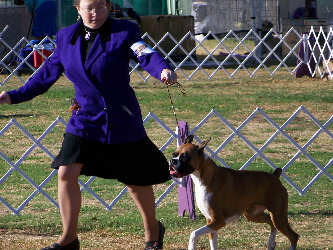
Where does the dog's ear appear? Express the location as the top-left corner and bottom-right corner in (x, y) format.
(198, 138), (211, 153)
(184, 134), (194, 144)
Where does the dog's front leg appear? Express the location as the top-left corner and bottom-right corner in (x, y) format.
(188, 225), (217, 250)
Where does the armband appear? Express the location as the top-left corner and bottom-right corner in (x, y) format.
(130, 41), (155, 57)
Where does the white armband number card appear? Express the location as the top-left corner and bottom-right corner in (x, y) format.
(130, 41), (155, 57)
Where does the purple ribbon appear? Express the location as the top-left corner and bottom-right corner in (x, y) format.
(177, 121), (196, 220)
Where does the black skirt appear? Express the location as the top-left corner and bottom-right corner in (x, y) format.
(51, 133), (171, 186)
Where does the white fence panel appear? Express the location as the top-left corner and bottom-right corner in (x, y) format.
(0, 106), (332, 215)
(1, 24), (332, 214)
(1, 25), (333, 86)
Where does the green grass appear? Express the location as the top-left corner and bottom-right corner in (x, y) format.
(0, 69), (332, 249)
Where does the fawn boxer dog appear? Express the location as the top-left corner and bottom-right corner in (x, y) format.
(169, 135), (299, 250)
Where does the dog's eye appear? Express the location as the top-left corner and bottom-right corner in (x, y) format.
(172, 152), (178, 158)
(180, 152), (190, 162)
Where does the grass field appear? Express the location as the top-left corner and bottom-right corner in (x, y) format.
(0, 68), (332, 249)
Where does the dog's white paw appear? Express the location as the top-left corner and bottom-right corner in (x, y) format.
(188, 243), (196, 250)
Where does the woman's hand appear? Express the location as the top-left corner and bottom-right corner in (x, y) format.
(0, 91), (11, 104)
(161, 68), (177, 86)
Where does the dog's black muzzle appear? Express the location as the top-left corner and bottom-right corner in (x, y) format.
(169, 153), (194, 178)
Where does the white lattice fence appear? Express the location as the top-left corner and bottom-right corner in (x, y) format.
(0, 106), (332, 215)
(1, 25), (333, 87)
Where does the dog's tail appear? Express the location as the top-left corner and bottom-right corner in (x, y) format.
(273, 168), (282, 178)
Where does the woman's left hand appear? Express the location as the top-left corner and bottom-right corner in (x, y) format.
(161, 68), (177, 86)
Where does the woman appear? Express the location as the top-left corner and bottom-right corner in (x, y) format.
(0, 0), (177, 249)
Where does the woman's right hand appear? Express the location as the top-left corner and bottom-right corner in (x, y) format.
(0, 91), (11, 104)
(161, 68), (178, 86)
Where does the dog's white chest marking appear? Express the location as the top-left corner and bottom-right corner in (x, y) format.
(191, 173), (212, 220)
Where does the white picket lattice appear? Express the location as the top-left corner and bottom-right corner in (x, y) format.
(0, 106), (332, 215)
(1, 25), (333, 87)
(0, 24), (332, 214)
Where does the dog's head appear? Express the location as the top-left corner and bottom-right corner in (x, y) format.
(169, 135), (210, 178)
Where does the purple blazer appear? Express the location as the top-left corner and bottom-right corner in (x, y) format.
(8, 19), (171, 144)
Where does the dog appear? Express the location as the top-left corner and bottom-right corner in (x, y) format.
(169, 135), (299, 250)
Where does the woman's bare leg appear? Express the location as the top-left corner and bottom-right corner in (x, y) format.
(57, 163), (83, 245)
(127, 185), (159, 242)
